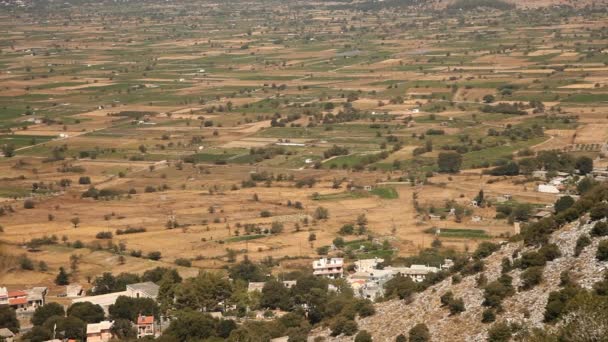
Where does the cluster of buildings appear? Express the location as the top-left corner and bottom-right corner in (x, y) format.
(0, 287), (47, 313)
(312, 257), (451, 301)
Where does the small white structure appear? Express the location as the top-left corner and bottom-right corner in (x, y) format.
(0, 328), (15, 342)
(538, 184), (560, 194)
(312, 258), (344, 279)
(247, 281), (297, 293)
(354, 258), (384, 273)
(66, 284), (84, 298)
(86, 321), (113, 342)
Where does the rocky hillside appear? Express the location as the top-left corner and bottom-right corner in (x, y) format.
(313, 218), (608, 341)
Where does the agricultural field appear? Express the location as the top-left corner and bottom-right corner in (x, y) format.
(0, 0), (607, 299)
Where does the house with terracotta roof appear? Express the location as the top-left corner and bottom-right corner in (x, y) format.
(0, 287), (47, 312)
(136, 315), (156, 338)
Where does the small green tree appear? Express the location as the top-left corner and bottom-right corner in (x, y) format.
(55, 267), (70, 285)
(437, 152), (462, 173)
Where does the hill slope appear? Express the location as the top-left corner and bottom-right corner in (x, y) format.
(314, 218), (607, 341)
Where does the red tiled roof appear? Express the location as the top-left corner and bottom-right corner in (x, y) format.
(137, 316), (154, 325)
(9, 297), (27, 305)
(8, 290), (27, 298)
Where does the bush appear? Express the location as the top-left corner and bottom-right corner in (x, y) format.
(520, 266), (543, 290)
(483, 275), (514, 308)
(597, 240), (608, 261)
(313, 206), (329, 220)
(473, 242), (500, 260)
(78, 176), (91, 185)
(408, 323), (430, 342)
(95, 231), (113, 239)
(544, 286), (580, 322)
(24, 199), (35, 209)
(448, 298), (465, 315)
(487, 322), (511, 342)
(175, 258), (192, 267)
(355, 330), (372, 342)
(574, 234), (592, 256)
(481, 308), (496, 323)
(539, 243), (561, 262)
(19, 254), (34, 270)
(147, 251), (162, 261)
(591, 221), (608, 237)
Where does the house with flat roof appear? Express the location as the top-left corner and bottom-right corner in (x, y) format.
(0, 287), (47, 313)
(312, 258), (344, 279)
(86, 321), (113, 342)
(385, 265), (439, 283)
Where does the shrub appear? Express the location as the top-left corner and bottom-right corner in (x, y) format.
(520, 266), (543, 290)
(519, 251), (546, 269)
(313, 206), (329, 220)
(408, 323), (430, 342)
(483, 275), (514, 308)
(597, 240), (608, 261)
(95, 231), (113, 239)
(473, 242), (500, 260)
(116, 227), (146, 235)
(487, 322), (512, 342)
(544, 286), (580, 322)
(448, 298), (465, 315)
(591, 221), (608, 237)
(355, 331), (372, 342)
(440, 291), (454, 306)
(260, 210), (271, 217)
(539, 243), (561, 262)
(175, 258), (191, 267)
(147, 251), (162, 261)
(481, 309), (496, 323)
(19, 254), (34, 270)
(78, 176), (91, 185)
(24, 199), (35, 209)
(574, 234), (591, 256)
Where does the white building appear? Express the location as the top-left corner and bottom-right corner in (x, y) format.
(86, 321), (113, 342)
(73, 282), (159, 314)
(247, 281), (297, 293)
(312, 258), (344, 279)
(537, 184), (560, 194)
(385, 265), (439, 283)
(66, 284), (84, 298)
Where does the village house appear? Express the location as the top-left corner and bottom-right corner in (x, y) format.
(385, 265), (440, 283)
(137, 315), (156, 338)
(0, 287), (47, 313)
(312, 258), (344, 279)
(86, 321), (113, 342)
